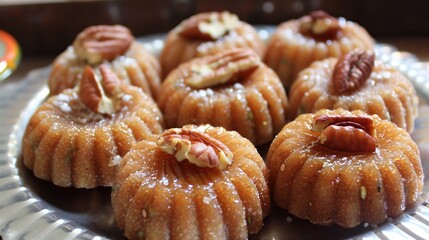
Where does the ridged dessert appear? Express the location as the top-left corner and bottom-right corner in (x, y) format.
(23, 65), (164, 188)
(48, 25), (161, 99)
(288, 50), (418, 132)
(264, 10), (374, 90)
(112, 124), (270, 240)
(157, 48), (288, 145)
(266, 108), (423, 228)
(160, 11), (265, 76)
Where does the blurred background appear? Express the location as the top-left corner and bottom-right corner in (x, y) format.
(0, 0), (428, 83)
(1, 0), (428, 56)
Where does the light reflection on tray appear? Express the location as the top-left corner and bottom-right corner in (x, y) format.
(0, 29), (429, 240)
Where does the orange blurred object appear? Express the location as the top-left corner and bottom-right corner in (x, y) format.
(0, 29), (20, 81)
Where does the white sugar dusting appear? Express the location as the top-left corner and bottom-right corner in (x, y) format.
(57, 93), (70, 102)
(322, 161), (330, 168)
(109, 155), (122, 166)
(203, 196), (212, 204)
(60, 103), (71, 112)
(195, 125), (211, 133)
(122, 94), (132, 102)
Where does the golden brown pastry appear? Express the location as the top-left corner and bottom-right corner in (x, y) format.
(160, 11), (265, 77)
(157, 48), (288, 145)
(288, 50), (418, 132)
(23, 65), (164, 188)
(48, 25), (161, 99)
(266, 108), (423, 228)
(112, 124), (270, 240)
(264, 11), (374, 90)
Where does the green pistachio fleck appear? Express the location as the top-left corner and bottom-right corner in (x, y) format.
(138, 230), (145, 239)
(31, 140), (38, 151)
(247, 216), (252, 225)
(247, 109), (254, 121)
(360, 186), (367, 200)
(174, 80), (182, 89)
(148, 208), (158, 217)
(65, 148), (75, 163)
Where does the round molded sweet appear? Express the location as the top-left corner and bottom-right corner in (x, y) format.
(266, 108), (423, 228)
(160, 11), (265, 77)
(112, 124), (270, 240)
(288, 53), (418, 132)
(157, 48), (288, 145)
(264, 11), (374, 90)
(23, 66), (165, 188)
(48, 25), (161, 99)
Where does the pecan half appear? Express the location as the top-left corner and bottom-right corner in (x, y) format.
(311, 114), (377, 152)
(332, 50), (375, 94)
(186, 48), (261, 88)
(179, 11), (239, 40)
(73, 25), (134, 65)
(157, 126), (233, 170)
(299, 10), (342, 41)
(99, 64), (121, 97)
(78, 66), (120, 114)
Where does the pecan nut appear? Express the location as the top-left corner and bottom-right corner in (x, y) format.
(312, 114), (377, 152)
(78, 66), (121, 114)
(299, 11), (342, 41)
(99, 64), (121, 97)
(73, 25), (134, 65)
(332, 50), (375, 94)
(186, 48), (261, 88)
(179, 11), (239, 40)
(312, 114), (375, 136)
(157, 126), (233, 170)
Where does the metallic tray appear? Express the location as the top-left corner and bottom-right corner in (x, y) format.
(1, 28), (429, 239)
